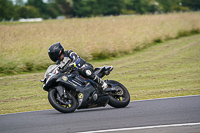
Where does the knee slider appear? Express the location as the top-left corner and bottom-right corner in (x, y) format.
(85, 70), (92, 76)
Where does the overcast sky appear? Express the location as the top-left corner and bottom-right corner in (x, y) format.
(12, 0), (48, 4)
(23, 0), (48, 3)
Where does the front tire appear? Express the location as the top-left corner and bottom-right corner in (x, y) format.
(48, 88), (77, 113)
(107, 80), (130, 108)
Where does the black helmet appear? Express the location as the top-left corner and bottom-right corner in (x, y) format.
(48, 42), (64, 62)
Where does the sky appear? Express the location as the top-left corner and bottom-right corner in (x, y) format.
(23, 0), (48, 3)
(11, 0), (48, 4)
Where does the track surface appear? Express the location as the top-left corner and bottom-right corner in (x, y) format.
(1, 95), (200, 133)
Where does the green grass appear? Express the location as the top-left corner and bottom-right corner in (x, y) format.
(0, 34), (200, 114)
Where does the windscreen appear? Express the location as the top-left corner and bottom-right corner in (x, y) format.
(44, 65), (58, 79)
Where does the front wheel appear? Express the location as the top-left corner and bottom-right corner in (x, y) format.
(107, 80), (130, 108)
(48, 88), (77, 113)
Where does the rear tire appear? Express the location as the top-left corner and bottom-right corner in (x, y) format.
(107, 80), (130, 108)
(48, 88), (77, 113)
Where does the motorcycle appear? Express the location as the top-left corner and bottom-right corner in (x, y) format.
(41, 59), (130, 113)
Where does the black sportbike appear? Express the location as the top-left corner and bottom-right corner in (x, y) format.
(41, 60), (130, 113)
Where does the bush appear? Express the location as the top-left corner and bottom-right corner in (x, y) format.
(178, 28), (200, 38)
(23, 62), (34, 72)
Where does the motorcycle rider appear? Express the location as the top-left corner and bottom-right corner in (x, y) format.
(48, 42), (108, 91)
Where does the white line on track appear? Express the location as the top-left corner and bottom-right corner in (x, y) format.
(77, 122), (200, 133)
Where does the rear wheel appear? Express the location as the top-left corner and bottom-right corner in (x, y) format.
(48, 88), (77, 113)
(107, 80), (130, 108)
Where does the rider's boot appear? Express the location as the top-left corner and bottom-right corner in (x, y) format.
(93, 75), (108, 91)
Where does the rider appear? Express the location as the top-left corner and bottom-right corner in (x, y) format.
(48, 42), (108, 91)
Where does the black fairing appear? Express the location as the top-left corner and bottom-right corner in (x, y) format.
(43, 73), (61, 91)
(43, 66), (113, 109)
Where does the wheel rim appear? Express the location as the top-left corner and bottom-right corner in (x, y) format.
(112, 86), (127, 101)
(54, 91), (74, 108)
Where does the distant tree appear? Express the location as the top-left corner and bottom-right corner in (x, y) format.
(17, 5), (40, 18)
(181, 0), (200, 11)
(72, 0), (125, 17)
(133, 0), (149, 14)
(155, 0), (183, 12)
(0, 0), (14, 21)
(27, 0), (48, 18)
(97, 0), (125, 16)
(46, 2), (62, 18)
(148, 0), (161, 13)
(55, 0), (72, 17)
(72, 0), (99, 17)
(1, 0), (200, 21)
(125, 0), (160, 14)
(87, 0), (101, 16)
(27, 0), (46, 10)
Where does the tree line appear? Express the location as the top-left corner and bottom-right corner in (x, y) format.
(1, 0), (200, 21)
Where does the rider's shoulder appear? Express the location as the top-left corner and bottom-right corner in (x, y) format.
(64, 50), (74, 55)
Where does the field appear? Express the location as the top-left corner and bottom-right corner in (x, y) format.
(0, 12), (200, 114)
(0, 34), (200, 114)
(0, 12), (200, 75)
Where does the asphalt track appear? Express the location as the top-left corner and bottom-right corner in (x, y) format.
(1, 95), (200, 133)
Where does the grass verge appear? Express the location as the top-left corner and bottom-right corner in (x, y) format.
(1, 12), (200, 75)
(0, 34), (200, 114)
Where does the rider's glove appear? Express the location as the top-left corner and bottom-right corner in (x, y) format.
(69, 62), (76, 68)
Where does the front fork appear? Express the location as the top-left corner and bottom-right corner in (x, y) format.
(55, 85), (73, 100)
(63, 89), (68, 98)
